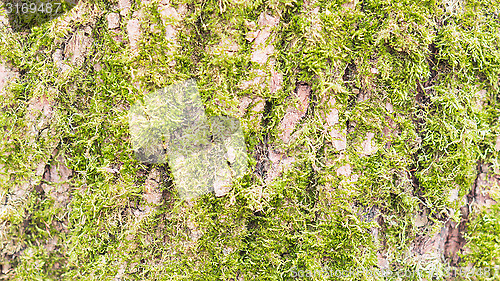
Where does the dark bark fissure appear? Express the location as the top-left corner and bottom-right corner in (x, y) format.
(409, 41), (490, 268)
(444, 162), (499, 267)
(342, 61), (358, 145)
(410, 42), (439, 198)
(253, 136), (269, 179)
(252, 100), (273, 179)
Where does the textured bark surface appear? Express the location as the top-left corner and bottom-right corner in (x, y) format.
(1, 0), (499, 279)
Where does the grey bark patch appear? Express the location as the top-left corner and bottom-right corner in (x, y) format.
(127, 19), (141, 52)
(159, 5), (181, 22)
(118, 0), (131, 16)
(325, 106), (339, 127)
(0, 63), (17, 96)
(473, 165), (499, 209)
(336, 164), (352, 177)
(237, 96), (253, 117)
(210, 37), (240, 56)
(26, 93), (57, 143)
(41, 152), (73, 210)
(279, 110), (301, 144)
(134, 168), (163, 218)
(64, 29), (93, 67)
(250, 12), (279, 64)
(295, 83), (311, 116)
(265, 149), (294, 184)
(361, 132), (377, 155)
(444, 220), (467, 266)
(270, 69), (283, 94)
(52, 49), (70, 72)
(385, 102), (393, 113)
(323, 97), (346, 151)
(278, 83), (311, 144)
(107, 13), (120, 30)
(330, 128), (347, 151)
(412, 225), (448, 261)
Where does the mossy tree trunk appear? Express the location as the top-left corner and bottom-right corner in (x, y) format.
(0, 0), (499, 280)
